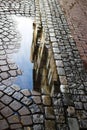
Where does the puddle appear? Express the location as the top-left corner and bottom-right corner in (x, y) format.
(12, 16), (33, 89)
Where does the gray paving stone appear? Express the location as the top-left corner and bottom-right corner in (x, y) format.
(18, 106), (30, 115)
(1, 65), (9, 71)
(21, 115), (32, 125)
(56, 60), (64, 67)
(0, 102), (5, 110)
(57, 67), (65, 76)
(74, 102), (83, 110)
(10, 100), (22, 110)
(21, 97), (33, 106)
(4, 87), (15, 95)
(0, 60), (7, 65)
(59, 76), (68, 85)
(0, 77), (2, 82)
(0, 115), (3, 120)
(8, 70), (17, 77)
(29, 103), (41, 114)
(84, 103), (87, 111)
(24, 127), (32, 130)
(21, 89), (31, 96)
(11, 84), (21, 91)
(68, 118), (79, 130)
(10, 124), (22, 129)
(45, 120), (56, 130)
(33, 124), (44, 130)
(33, 114), (44, 124)
(2, 78), (13, 86)
(31, 90), (41, 96)
(0, 91), (3, 97)
(0, 85), (6, 90)
(0, 55), (6, 60)
(53, 48), (60, 53)
(9, 64), (18, 70)
(0, 72), (10, 80)
(8, 114), (20, 123)
(12, 92), (23, 100)
(45, 107), (55, 119)
(32, 96), (41, 104)
(0, 50), (6, 55)
(1, 106), (13, 117)
(0, 119), (9, 130)
(1, 95), (13, 105)
(42, 95), (51, 106)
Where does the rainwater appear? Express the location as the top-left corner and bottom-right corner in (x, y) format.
(12, 16), (33, 89)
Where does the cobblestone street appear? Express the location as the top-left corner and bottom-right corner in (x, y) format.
(0, 0), (87, 130)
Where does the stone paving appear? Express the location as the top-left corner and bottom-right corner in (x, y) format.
(59, 0), (87, 68)
(0, 0), (87, 130)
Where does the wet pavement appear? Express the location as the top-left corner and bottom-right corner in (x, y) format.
(0, 0), (87, 130)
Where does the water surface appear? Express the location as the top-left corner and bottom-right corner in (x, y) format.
(12, 16), (33, 89)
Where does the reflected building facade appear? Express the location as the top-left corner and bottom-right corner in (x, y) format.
(31, 22), (60, 95)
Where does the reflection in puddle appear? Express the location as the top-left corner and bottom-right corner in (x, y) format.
(12, 16), (33, 89)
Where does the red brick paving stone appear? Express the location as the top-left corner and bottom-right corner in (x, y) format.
(59, 0), (87, 69)
(21, 115), (33, 125)
(0, 119), (9, 130)
(1, 106), (13, 117)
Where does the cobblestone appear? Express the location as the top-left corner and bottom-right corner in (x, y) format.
(0, 119), (9, 130)
(18, 106), (31, 115)
(1, 95), (13, 105)
(45, 107), (55, 119)
(21, 115), (32, 125)
(0, 0), (87, 129)
(1, 106), (13, 117)
(10, 100), (22, 110)
(45, 120), (56, 130)
(42, 95), (51, 106)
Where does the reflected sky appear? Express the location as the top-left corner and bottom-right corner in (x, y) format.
(12, 16), (33, 89)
